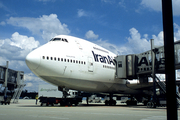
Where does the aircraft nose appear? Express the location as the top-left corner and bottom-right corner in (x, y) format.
(26, 50), (40, 70)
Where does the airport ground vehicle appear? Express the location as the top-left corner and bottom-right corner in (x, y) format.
(0, 96), (11, 105)
(38, 84), (82, 106)
(88, 95), (102, 103)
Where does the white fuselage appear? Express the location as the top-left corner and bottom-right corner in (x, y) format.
(26, 35), (140, 94)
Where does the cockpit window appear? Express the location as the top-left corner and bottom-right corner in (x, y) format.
(53, 38), (61, 41)
(50, 38), (68, 42)
(50, 38), (61, 41)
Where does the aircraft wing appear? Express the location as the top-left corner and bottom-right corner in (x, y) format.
(126, 82), (153, 90)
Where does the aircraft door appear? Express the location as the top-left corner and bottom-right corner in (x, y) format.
(88, 57), (94, 72)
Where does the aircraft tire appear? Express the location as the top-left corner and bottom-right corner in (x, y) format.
(105, 100), (109, 106)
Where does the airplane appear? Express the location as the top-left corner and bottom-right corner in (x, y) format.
(25, 35), (153, 105)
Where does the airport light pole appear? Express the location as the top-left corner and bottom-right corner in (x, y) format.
(161, 0), (177, 120)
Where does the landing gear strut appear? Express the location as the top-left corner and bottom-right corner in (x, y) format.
(60, 87), (71, 106)
(104, 94), (116, 106)
(62, 87), (70, 98)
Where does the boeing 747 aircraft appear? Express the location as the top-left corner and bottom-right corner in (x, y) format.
(26, 35), (149, 105)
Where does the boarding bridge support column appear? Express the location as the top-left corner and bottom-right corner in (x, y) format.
(4, 61), (9, 97)
(151, 39), (157, 108)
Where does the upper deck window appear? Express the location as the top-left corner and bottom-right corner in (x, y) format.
(50, 38), (68, 42)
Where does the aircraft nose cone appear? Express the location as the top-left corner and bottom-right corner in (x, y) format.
(26, 50), (40, 70)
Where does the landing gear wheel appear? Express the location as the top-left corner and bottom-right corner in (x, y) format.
(46, 103), (49, 106)
(105, 100), (116, 106)
(147, 102), (156, 108)
(105, 100), (109, 106)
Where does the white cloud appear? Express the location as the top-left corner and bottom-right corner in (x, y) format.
(38, 0), (55, 2)
(152, 31), (164, 47)
(125, 28), (151, 54)
(173, 0), (180, 16)
(0, 21), (6, 26)
(119, 0), (126, 8)
(26, 83), (33, 87)
(95, 24), (180, 55)
(174, 23), (180, 41)
(85, 30), (99, 39)
(140, 0), (180, 16)
(0, 32), (40, 71)
(77, 9), (94, 18)
(10, 32), (39, 50)
(140, 0), (162, 12)
(94, 28), (152, 55)
(77, 9), (87, 17)
(101, 0), (115, 4)
(6, 14), (70, 41)
(0, 2), (11, 13)
(0, 56), (8, 65)
(24, 73), (48, 92)
(95, 39), (121, 55)
(24, 73), (42, 82)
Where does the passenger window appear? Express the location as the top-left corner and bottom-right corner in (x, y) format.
(73, 60), (75, 63)
(47, 56), (49, 60)
(67, 59), (69, 62)
(61, 58), (63, 61)
(70, 60), (72, 63)
(84, 62), (86, 65)
(81, 61), (83, 64)
(54, 57), (56, 61)
(58, 58), (60, 61)
(76, 60), (78, 63)
(51, 57), (53, 60)
(42, 56), (45, 59)
(64, 59), (66, 62)
(79, 61), (80, 64)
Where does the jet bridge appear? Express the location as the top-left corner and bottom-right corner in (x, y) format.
(0, 61), (25, 104)
(115, 39), (180, 107)
(115, 40), (180, 79)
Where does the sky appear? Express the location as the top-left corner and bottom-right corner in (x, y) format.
(0, 0), (180, 92)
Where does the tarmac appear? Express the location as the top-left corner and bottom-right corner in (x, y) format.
(0, 100), (180, 120)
